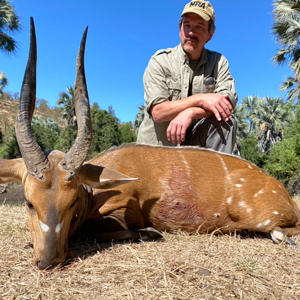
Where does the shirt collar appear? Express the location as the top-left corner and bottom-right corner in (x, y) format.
(178, 43), (208, 67)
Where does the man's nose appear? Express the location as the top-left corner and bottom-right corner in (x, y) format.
(188, 26), (197, 35)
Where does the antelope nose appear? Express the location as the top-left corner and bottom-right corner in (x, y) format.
(37, 260), (54, 270)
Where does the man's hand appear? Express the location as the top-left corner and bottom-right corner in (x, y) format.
(166, 108), (194, 145)
(198, 93), (233, 122)
(153, 93), (233, 145)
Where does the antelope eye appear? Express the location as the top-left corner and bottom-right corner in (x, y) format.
(25, 199), (35, 211)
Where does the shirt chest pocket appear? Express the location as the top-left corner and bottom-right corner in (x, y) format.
(192, 75), (205, 94)
(166, 77), (181, 100)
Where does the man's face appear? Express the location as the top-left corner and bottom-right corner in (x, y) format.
(180, 13), (214, 60)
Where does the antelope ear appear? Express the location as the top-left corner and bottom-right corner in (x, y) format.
(79, 163), (138, 189)
(0, 159), (26, 184)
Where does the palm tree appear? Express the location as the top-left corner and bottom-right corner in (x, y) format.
(0, 71), (8, 97)
(248, 96), (293, 152)
(134, 104), (145, 129)
(0, 0), (21, 95)
(241, 95), (259, 133)
(272, 0), (300, 103)
(0, 0), (20, 53)
(232, 105), (249, 156)
(57, 86), (76, 127)
(280, 76), (300, 102)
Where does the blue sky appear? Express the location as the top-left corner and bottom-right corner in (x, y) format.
(1, 0), (291, 123)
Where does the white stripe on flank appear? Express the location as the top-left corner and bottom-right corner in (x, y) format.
(39, 220), (49, 233)
(218, 155), (231, 203)
(218, 155), (230, 182)
(227, 196), (233, 205)
(179, 152), (191, 176)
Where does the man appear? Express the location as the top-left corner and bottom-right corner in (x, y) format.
(137, 0), (237, 154)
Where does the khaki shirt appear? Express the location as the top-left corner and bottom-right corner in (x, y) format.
(137, 44), (238, 146)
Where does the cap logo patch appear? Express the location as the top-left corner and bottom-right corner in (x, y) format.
(189, 1), (205, 9)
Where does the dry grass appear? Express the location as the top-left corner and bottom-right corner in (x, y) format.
(1, 204), (300, 300)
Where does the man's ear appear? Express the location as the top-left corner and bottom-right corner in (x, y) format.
(206, 31), (214, 43)
(79, 163), (138, 189)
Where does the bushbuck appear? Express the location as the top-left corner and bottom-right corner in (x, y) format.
(1, 18), (300, 270)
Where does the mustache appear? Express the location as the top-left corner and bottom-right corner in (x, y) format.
(185, 36), (198, 42)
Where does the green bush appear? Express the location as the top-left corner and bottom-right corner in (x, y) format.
(241, 135), (267, 168)
(55, 125), (76, 153)
(0, 127), (21, 159)
(264, 135), (300, 195)
(119, 122), (137, 143)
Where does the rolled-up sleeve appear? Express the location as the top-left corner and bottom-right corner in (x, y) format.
(214, 56), (238, 108)
(143, 56), (170, 115)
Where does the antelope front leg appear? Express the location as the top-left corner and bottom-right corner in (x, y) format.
(92, 227), (163, 242)
(270, 226), (297, 246)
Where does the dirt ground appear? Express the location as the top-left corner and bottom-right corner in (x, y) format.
(1, 184), (300, 299)
(1, 204), (300, 299)
(0, 183), (25, 206)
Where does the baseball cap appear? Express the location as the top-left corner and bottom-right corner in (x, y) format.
(181, 1), (215, 24)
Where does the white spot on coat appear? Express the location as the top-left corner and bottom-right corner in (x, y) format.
(239, 201), (247, 208)
(273, 211), (279, 215)
(254, 189), (265, 198)
(240, 178), (246, 182)
(272, 190), (277, 194)
(264, 219), (271, 226)
(214, 213), (221, 218)
(248, 165), (253, 169)
(39, 220), (49, 233)
(227, 197), (233, 205)
(235, 184), (243, 188)
(257, 223), (263, 229)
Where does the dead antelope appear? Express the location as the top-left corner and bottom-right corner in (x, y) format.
(1, 19), (300, 270)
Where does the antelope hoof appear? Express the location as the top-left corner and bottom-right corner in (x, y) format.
(285, 237), (297, 247)
(271, 227), (297, 246)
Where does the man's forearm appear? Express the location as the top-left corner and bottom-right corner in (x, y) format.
(151, 96), (200, 123)
(150, 92), (232, 123)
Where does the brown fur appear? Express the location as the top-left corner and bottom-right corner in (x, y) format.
(88, 144), (300, 236)
(1, 144), (300, 269)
